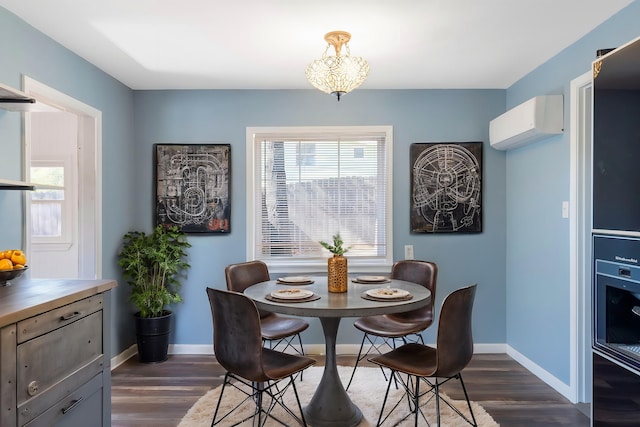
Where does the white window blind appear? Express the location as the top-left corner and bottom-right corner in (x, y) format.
(247, 126), (393, 273)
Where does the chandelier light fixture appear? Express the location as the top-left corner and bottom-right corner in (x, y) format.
(305, 31), (370, 101)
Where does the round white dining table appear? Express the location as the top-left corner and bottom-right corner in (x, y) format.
(244, 276), (431, 427)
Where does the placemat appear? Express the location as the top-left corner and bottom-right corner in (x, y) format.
(360, 291), (413, 302)
(351, 279), (391, 284)
(276, 280), (315, 285)
(265, 293), (321, 303)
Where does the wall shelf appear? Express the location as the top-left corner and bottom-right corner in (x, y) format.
(0, 179), (35, 191)
(0, 82), (61, 112)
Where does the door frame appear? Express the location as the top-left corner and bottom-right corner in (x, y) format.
(569, 70), (593, 403)
(22, 76), (103, 279)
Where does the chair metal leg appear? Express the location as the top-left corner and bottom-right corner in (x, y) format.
(212, 373), (260, 427)
(211, 372), (309, 427)
(264, 333), (305, 355)
(211, 373), (230, 427)
(261, 376), (308, 426)
(458, 374), (478, 426)
(290, 375), (308, 427)
(348, 333), (400, 391)
(413, 374), (420, 427)
(296, 333), (305, 381)
(376, 369), (396, 426)
(346, 333), (368, 390)
(434, 379), (441, 427)
(418, 374), (477, 426)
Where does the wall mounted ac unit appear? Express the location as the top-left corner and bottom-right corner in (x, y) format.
(489, 95), (563, 150)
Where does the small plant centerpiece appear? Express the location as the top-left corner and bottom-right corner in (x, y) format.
(118, 224), (191, 363)
(319, 233), (349, 293)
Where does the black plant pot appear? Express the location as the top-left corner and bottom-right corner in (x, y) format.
(135, 310), (172, 363)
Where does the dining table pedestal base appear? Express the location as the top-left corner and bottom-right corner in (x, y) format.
(303, 317), (363, 427)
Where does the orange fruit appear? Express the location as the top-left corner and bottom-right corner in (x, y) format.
(0, 259), (13, 271)
(13, 264), (24, 269)
(10, 250), (26, 266)
(3, 250), (14, 260)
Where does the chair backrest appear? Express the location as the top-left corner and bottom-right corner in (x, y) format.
(388, 260), (437, 322)
(434, 284), (477, 378)
(206, 287), (270, 382)
(225, 260), (273, 318)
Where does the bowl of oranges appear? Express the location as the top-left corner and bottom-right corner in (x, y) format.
(0, 250), (28, 286)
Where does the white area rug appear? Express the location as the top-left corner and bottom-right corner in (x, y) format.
(178, 366), (498, 426)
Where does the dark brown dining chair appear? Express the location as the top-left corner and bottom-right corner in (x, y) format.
(206, 287), (316, 426)
(369, 284), (478, 426)
(346, 260), (437, 390)
(225, 260), (310, 355)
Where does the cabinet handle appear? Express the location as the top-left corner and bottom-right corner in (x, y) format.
(60, 311), (80, 321)
(61, 397), (83, 414)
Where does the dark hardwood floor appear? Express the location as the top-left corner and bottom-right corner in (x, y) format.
(111, 353), (590, 427)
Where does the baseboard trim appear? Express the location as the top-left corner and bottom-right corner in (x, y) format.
(113, 342), (511, 362)
(111, 344), (137, 370)
(507, 344), (572, 402)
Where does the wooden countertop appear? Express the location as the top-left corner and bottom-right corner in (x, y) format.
(0, 278), (117, 327)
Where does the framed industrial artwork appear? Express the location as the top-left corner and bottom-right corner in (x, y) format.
(155, 143), (231, 233)
(410, 142), (482, 233)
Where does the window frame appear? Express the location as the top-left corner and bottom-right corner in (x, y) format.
(29, 159), (74, 249)
(246, 125), (394, 274)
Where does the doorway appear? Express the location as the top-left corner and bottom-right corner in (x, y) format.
(23, 77), (102, 279)
(570, 70), (593, 403)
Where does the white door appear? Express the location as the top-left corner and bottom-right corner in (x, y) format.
(24, 77), (102, 280)
(29, 112), (79, 278)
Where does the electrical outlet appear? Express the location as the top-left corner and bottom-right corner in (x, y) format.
(404, 245), (414, 260)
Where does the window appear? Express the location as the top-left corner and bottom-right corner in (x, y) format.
(247, 126), (393, 273)
(30, 161), (73, 245)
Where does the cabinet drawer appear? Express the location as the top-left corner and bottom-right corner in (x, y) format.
(17, 311), (102, 406)
(22, 373), (102, 427)
(17, 357), (103, 425)
(17, 295), (103, 343)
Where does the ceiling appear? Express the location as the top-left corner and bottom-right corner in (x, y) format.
(0, 0), (634, 90)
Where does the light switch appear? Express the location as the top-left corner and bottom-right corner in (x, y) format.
(404, 245), (414, 260)
(562, 201), (569, 218)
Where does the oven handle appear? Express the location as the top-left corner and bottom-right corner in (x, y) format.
(619, 267), (632, 278)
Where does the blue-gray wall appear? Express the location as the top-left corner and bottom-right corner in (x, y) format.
(133, 89), (506, 347)
(0, 8), (136, 356)
(505, 1), (640, 384)
(1, 1), (640, 393)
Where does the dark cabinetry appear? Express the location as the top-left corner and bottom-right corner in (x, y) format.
(592, 35), (640, 426)
(592, 353), (640, 426)
(593, 37), (640, 234)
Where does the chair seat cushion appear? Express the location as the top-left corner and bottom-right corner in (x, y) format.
(262, 348), (316, 380)
(353, 315), (431, 337)
(369, 342), (437, 377)
(260, 314), (309, 340)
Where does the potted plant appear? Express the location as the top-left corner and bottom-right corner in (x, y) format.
(118, 224), (191, 363)
(319, 233), (349, 293)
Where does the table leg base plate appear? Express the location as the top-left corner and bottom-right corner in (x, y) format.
(303, 404), (362, 427)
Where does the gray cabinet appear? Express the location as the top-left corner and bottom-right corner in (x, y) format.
(0, 279), (115, 427)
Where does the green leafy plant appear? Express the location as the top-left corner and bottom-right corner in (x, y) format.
(319, 233), (349, 255)
(118, 224), (191, 318)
